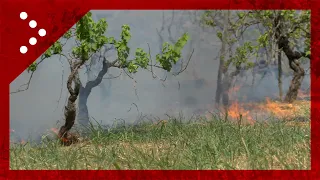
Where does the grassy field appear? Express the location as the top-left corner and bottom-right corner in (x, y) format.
(10, 115), (310, 170)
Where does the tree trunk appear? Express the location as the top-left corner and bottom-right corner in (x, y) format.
(215, 10), (230, 105)
(76, 59), (110, 126)
(284, 60), (305, 103)
(274, 15), (309, 103)
(221, 73), (231, 107)
(278, 51), (283, 101)
(221, 66), (241, 108)
(58, 61), (83, 146)
(58, 58), (110, 145)
(77, 86), (90, 126)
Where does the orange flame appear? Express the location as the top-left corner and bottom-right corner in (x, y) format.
(263, 98), (295, 117)
(206, 84), (309, 124)
(224, 100), (255, 125)
(50, 128), (69, 143)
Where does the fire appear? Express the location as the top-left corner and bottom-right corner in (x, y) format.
(263, 98), (295, 118)
(206, 85), (309, 124)
(50, 127), (80, 146)
(219, 85), (255, 124)
(50, 128), (69, 143)
(223, 100), (255, 125)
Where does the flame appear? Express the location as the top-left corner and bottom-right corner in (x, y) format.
(205, 85), (309, 125)
(223, 100), (255, 125)
(50, 128), (69, 143)
(228, 85), (254, 124)
(263, 98), (295, 118)
(203, 85), (255, 124)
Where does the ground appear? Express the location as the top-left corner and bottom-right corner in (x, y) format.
(10, 99), (310, 170)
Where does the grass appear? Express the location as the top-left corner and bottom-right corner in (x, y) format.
(10, 115), (310, 170)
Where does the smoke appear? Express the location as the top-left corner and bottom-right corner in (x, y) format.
(10, 10), (310, 143)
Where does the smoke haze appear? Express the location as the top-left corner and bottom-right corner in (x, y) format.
(10, 10), (310, 142)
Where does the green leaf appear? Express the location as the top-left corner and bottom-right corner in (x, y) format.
(63, 30), (72, 39)
(237, 12), (245, 19)
(216, 31), (222, 40)
(156, 33), (189, 71)
(43, 49), (52, 58)
(52, 41), (63, 54)
(305, 50), (311, 56)
(27, 62), (37, 72)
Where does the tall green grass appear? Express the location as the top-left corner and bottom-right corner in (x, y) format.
(10, 116), (310, 170)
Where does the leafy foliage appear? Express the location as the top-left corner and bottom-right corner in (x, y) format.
(29, 12), (189, 76)
(251, 10), (310, 57)
(27, 62), (37, 72)
(43, 41), (63, 59)
(226, 42), (255, 70)
(156, 33), (189, 71)
(201, 10), (310, 74)
(202, 10), (258, 72)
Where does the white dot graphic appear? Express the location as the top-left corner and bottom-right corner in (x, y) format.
(29, 20), (37, 28)
(20, 12), (28, 20)
(20, 46), (28, 54)
(38, 29), (46, 37)
(29, 37), (37, 45)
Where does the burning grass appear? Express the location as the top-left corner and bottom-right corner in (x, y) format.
(205, 86), (311, 125)
(10, 115), (310, 170)
(50, 128), (80, 146)
(207, 98), (310, 124)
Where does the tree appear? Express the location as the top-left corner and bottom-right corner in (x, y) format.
(214, 10), (230, 106)
(240, 10), (310, 103)
(202, 10), (310, 104)
(156, 11), (194, 81)
(271, 10), (310, 102)
(202, 10), (256, 108)
(20, 12), (190, 145)
(77, 46), (114, 127)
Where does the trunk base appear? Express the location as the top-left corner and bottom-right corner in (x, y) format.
(284, 62), (305, 103)
(57, 126), (80, 146)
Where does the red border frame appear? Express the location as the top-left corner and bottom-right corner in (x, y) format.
(1, 0), (319, 179)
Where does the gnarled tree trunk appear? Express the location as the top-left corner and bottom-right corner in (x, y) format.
(274, 15), (309, 103)
(284, 59), (305, 103)
(77, 60), (110, 126)
(58, 61), (83, 145)
(58, 59), (110, 145)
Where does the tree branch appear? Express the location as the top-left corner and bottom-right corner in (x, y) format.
(84, 58), (110, 89)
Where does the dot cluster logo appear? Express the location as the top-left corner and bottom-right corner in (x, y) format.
(19, 12), (47, 54)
